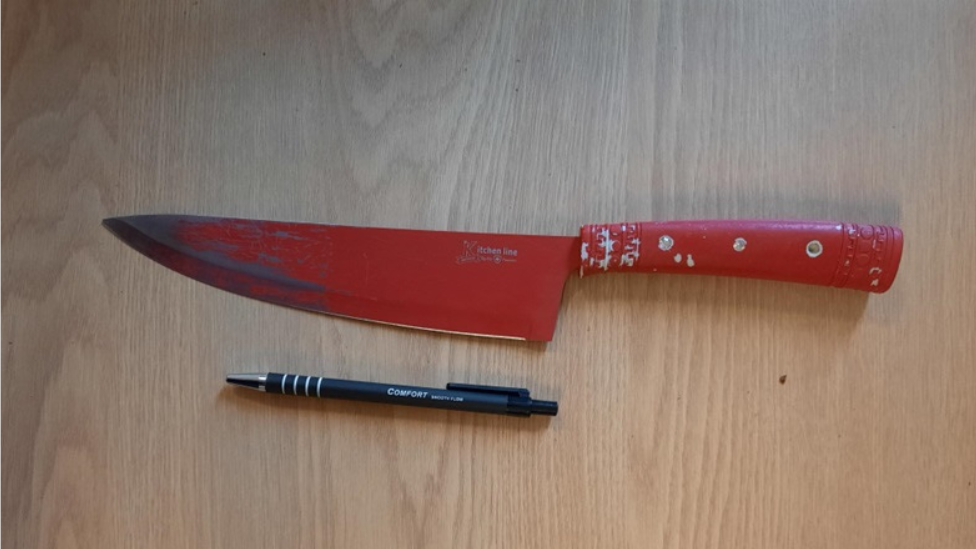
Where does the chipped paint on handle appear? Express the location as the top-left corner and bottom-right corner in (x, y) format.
(579, 220), (903, 293)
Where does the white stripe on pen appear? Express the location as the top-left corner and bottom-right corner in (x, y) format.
(304, 376), (311, 397)
(316, 377), (323, 398)
(293, 375), (299, 395)
(281, 374), (288, 394)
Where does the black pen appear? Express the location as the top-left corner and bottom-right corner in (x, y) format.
(227, 373), (558, 417)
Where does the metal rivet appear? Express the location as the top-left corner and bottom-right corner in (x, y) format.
(806, 240), (823, 258)
(658, 235), (674, 251)
(733, 237), (747, 252)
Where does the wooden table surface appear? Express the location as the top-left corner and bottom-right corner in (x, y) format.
(4, 0), (975, 547)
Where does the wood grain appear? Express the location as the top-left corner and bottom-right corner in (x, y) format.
(4, 0), (975, 547)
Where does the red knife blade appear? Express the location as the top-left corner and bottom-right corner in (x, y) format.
(103, 215), (902, 341)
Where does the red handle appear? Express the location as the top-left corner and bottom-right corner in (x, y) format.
(579, 220), (902, 293)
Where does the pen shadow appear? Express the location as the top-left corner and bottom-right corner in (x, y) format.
(217, 386), (555, 432)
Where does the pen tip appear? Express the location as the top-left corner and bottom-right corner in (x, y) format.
(226, 373), (267, 391)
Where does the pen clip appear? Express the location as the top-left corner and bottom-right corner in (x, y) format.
(446, 383), (530, 398)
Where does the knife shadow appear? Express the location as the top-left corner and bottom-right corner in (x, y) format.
(302, 312), (557, 351)
(566, 273), (872, 324)
(217, 386), (555, 431)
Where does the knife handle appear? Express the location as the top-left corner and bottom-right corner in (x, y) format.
(579, 220), (903, 293)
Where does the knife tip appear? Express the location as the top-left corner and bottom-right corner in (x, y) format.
(103, 219), (133, 244)
(102, 216), (124, 232)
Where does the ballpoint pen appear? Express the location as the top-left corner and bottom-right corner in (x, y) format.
(227, 373), (558, 417)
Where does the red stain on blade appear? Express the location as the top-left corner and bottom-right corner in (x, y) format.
(178, 219), (333, 280)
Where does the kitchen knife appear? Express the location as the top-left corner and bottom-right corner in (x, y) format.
(103, 215), (902, 341)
